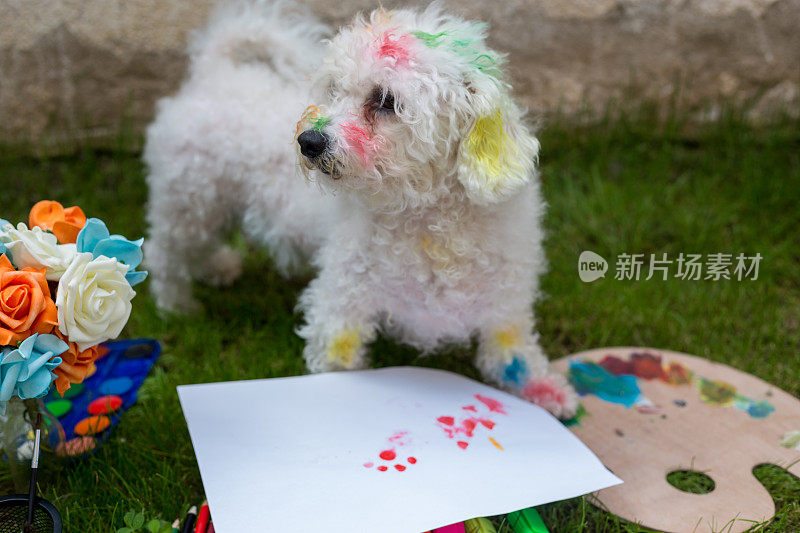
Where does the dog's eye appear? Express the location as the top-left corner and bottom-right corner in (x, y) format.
(380, 93), (395, 112)
(365, 87), (396, 120)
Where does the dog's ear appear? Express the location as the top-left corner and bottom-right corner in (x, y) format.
(456, 92), (540, 205)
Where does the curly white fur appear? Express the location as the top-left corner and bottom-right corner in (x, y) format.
(145, 2), (577, 419)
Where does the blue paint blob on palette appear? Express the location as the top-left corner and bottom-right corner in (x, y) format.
(44, 338), (161, 456)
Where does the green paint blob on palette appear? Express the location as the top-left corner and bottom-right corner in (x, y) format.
(45, 399), (72, 418)
(61, 383), (84, 399)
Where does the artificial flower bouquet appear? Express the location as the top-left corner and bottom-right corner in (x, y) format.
(0, 201), (147, 413)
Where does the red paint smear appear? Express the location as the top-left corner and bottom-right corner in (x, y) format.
(388, 431), (409, 446)
(437, 416), (455, 426)
(479, 419), (495, 430)
(462, 405), (477, 412)
(457, 441), (469, 449)
(462, 419), (477, 437)
(379, 449), (396, 461)
(475, 394), (507, 414)
(363, 462), (374, 468)
(378, 465), (388, 471)
(341, 121), (379, 167)
(408, 457), (417, 464)
(374, 31), (415, 67)
(394, 464), (406, 471)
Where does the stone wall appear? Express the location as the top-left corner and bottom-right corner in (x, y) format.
(1, 0), (798, 146)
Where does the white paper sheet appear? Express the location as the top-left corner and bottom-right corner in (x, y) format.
(178, 366), (621, 533)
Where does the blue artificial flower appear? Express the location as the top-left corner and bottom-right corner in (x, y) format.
(0, 333), (67, 415)
(0, 219), (10, 258)
(76, 218), (148, 286)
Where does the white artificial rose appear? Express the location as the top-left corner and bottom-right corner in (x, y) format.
(0, 223), (77, 281)
(56, 252), (135, 351)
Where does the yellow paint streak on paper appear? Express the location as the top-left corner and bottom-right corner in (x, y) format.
(327, 330), (360, 367)
(489, 437), (504, 450)
(494, 325), (521, 350)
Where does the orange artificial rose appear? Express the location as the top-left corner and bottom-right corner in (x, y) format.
(51, 329), (106, 395)
(29, 200), (87, 244)
(0, 254), (58, 345)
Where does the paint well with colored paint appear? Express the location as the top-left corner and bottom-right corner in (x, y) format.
(88, 395), (123, 415)
(98, 377), (133, 396)
(74, 415), (111, 436)
(46, 399), (72, 418)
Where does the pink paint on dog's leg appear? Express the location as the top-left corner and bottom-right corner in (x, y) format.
(475, 394), (507, 414)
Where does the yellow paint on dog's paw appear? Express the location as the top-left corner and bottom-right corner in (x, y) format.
(494, 325), (521, 350)
(327, 330), (361, 367)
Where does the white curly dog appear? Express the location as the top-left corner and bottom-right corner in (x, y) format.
(144, 2), (577, 418)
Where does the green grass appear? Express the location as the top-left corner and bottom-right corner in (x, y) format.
(0, 112), (798, 532)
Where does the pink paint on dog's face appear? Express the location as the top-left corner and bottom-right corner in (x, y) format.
(374, 31), (415, 67)
(341, 120), (379, 166)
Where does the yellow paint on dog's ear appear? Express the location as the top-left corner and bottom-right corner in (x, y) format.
(465, 110), (519, 180)
(457, 104), (540, 204)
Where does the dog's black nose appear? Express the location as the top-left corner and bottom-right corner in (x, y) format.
(297, 130), (329, 159)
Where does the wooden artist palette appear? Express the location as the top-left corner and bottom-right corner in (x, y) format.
(551, 347), (800, 533)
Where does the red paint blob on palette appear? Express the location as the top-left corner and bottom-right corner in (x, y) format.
(457, 441), (469, 449)
(395, 464), (406, 471)
(363, 462), (373, 468)
(377, 466), (388, 471)
(462, 405), (477, 412)
(475, 394), (506, 414)
(87, 395), (123, 415)
(479, 419), (495, 429)
(379, 449), (396, 461)
(408, 457), (417, 464)
(437, 416), (455, 426)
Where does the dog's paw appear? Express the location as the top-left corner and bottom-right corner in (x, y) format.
(521, 373), (578, 420)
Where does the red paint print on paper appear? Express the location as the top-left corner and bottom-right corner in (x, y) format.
(379, 449), (396, 461)
(435, 394), (507, 451)
(366, 430), (416, 472)
(475, 394), (507, 414)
